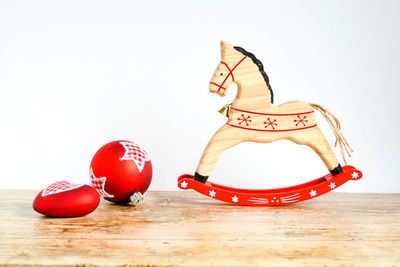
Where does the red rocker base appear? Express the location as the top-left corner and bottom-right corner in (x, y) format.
(177, 165), (362, 206)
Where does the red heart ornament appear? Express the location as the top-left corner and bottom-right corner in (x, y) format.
(33, 181), (100, 217)
(90, 140), (152, 203)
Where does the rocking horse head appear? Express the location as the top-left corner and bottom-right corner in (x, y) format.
(209, 41), (274, 103)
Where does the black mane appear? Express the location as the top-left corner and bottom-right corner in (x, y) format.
(233, 46), (274, 103)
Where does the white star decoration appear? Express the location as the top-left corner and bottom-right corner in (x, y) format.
(209, 190), (216, 197)
(232, 195), (239, 203)
(90, 168), (114, 198)
(351, 171), (359, 179)
(309, 190), (317, 197)
(180, 181), (188, 188)
(119, 141), (150, 172)
(329, 182), (336, 189)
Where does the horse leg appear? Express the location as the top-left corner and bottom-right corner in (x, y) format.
(290, 127), (343, 175)
(195, 125), (243, 183)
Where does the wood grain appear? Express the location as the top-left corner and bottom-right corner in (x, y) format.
(0, 190), (399, 266)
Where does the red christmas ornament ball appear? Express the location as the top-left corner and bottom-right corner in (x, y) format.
(33, 181), (100, 217)
(90, 140), (152, 203)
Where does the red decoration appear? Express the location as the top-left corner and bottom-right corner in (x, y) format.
(33, 181), (100, 217)
(90, 140), (152, 203)
(178, 165), (362, 206)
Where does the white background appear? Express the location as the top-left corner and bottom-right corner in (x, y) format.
(1, 0), (399, 192)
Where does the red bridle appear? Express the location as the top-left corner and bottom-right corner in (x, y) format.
(210, 56), (247, 94)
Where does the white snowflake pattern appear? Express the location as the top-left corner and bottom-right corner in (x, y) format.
(232, 195), (239, 203)
(209, 190), (216, 197)
(180, 181), (188, 188)
(309, 190), (317, 197)
(351, 171), (359, 179)
(329, 182), (336, 189)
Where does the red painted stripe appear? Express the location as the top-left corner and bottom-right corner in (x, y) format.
(230, 107), (314, 116)
(230, 56), (247, 73)
(221, 62), (235, 82)
(210, 82), (225, 91)
(213, 56), (247, 93)
(227, 123), (317, 132)
(216, 70), (232, 93)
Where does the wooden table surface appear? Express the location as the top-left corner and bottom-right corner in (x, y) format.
(0, 190), (399, 266)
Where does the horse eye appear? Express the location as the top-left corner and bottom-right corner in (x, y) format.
(220, 73), (223, 76)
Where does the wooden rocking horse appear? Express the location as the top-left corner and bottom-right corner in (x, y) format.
(177, 41), (362, 206)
